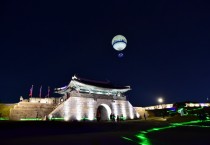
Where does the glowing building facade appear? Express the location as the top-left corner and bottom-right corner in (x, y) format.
(49, 75), (139, 121)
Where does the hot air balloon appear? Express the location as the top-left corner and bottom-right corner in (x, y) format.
(112, 35), (127, 58)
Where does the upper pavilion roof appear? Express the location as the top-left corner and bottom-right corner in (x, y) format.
(72, 75), (130, 90)
(54, 75), (131, 95)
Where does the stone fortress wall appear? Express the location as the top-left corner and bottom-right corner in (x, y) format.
(9, 77), (139, 122)
(49, 90), (139, 121)
(9, 97), (58, 120)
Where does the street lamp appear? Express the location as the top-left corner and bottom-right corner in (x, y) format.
(158, 98), (163, 104)
(158, 97), (164, 118)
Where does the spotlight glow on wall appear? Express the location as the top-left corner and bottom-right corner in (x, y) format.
(64, 101), (71, 121)
(128, 103), (134, 119)
(121, 102), (127, 119)
(76, 98), (82, 120)
(112, 102), (119, 116)
(87, 101), (95, 120)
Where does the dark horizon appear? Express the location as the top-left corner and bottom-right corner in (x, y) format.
(1, 0), (210, 106)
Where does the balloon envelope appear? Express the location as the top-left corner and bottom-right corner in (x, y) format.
(112, 35), (127, 51)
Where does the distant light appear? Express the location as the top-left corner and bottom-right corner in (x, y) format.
(158, 98), (163, 103)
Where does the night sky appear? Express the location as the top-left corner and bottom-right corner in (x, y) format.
(1, 0), (210, 106)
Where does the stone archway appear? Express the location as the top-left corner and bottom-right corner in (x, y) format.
(96, 104), (111, 121)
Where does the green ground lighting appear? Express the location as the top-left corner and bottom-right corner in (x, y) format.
(20, 118), (42, 121)
(122, 137), (138, 144)
(82, 117), (96, 120)
(136, 133), (152, 145)
(122, 119), (210, 145)
(0, 117), (9, 120)
(50, 117), (64, 121)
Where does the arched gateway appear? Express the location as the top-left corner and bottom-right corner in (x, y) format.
(49, 75), (139, 121)
(97, 104), (112, 121)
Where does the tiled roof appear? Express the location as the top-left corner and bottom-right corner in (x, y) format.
(73, 75), (130, 89)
